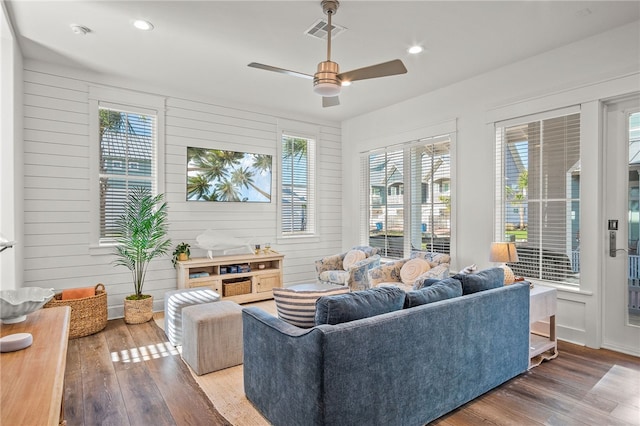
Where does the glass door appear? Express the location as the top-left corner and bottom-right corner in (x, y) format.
(603, 95), (640, 356)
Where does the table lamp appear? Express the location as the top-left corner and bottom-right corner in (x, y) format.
(489, 242), (519, 284)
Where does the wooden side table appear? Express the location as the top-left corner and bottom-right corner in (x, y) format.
(529, 284), (558, 368)
(1, 306), (71, 425)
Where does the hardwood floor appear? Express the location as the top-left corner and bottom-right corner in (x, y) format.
(65, 318), (639, 425)
(64, 317), (229, 426)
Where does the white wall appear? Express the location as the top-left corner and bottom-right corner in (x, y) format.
(343, 21), (640, 348)
(20, 60), (341, 318)
(0, 3), (23, 291)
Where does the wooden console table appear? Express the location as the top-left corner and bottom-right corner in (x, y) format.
(1, 306), (71, 425)
(176, 252), (284, 303)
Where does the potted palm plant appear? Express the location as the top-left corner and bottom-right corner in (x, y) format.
(113, 187), (171, 324)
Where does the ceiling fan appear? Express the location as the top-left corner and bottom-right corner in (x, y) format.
(248, 0), (408, 108)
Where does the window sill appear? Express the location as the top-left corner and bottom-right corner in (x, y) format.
(526, 279), (592, 296)
(88, 244), (117, 256)
(277, 235), (320, 245)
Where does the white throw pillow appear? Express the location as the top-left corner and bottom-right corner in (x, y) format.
(400, 258), (431, 285)
(343, 250), (366, 270)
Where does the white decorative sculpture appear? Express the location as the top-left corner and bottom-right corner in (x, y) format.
(196, 230), (253, 258)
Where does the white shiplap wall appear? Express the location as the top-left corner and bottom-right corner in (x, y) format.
(21, 63), (342, 318)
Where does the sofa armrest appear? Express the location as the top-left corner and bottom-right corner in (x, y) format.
(368, 259), (408, 286)
(242, 307), (326, 425)
(315, 253), (345, 276)
(345, 255), (381, 290)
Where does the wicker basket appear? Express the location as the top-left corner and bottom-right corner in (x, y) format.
(123, 296), (154, 324)
(223, 279), (252, 297)
(44, 283), (108, 339)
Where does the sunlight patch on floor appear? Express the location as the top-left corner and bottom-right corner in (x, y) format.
(111, 341), (179, 363)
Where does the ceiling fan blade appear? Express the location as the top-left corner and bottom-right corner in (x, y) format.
(248, 62), (313, 80)
(338, 59), (407, 83)
(322, 96), (340, 108)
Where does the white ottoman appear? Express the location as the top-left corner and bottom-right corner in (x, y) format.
(181, 301), (244, 375)
(164, 287), (220, 346)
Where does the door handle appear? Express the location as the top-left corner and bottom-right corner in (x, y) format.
(610, 231), (616, 257)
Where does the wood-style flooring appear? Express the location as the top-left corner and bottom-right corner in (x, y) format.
(64, 316), (229, 426)
(65, 317), (640, 425)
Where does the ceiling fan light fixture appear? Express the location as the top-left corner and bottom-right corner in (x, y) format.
(313, 82), (341, 97)
(313, 60), (341, 96)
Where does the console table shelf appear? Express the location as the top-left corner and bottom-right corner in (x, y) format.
(176, 252), (284, 303)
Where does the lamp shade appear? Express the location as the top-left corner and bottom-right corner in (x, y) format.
(489, 242), (519, 263)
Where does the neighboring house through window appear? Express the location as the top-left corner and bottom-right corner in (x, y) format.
(362, 134), (453, 258)
(89, 87), (165, 250)
(495, 107), (580, 285)
(280, 131), (316, 237)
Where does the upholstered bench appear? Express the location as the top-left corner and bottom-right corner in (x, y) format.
(164, 287), (220, 346)
(181, 301), (244, 375)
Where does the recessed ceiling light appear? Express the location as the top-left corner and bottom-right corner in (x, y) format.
(70, 24), (91, 35)
(341, 81), (352, 87)
(576, 8), (592, 17)
(408, 45), (424, 55)
(133, 20), (154, 31)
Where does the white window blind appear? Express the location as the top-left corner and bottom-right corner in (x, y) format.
(281, 134), (315, 236)
(362, 136), (452, 258)
(495, 110), (580, 284)
(98, 106), (156, 243)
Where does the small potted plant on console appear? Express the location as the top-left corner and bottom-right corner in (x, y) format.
(172, 242), (191, 267)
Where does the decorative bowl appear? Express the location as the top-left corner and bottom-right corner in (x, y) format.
(0, 287), (55, 324)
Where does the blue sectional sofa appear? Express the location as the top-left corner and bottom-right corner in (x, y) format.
(243, 274), (530, 426)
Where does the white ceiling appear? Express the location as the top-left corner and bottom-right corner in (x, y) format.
(5, 1), (640, 123)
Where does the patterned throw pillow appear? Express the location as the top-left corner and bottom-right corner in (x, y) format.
(343, 250), (366, 270)
(273, 285), (350, 328)
(399, 258), (431, 285)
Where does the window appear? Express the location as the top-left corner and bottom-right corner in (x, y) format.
(88, 87), (164, 251)
(98, 107), (157, 243)
(362, 135), (452, 258)
(280, 134), (316, 236)
(495, 108), (580, 284)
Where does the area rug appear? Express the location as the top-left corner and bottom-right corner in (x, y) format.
(153, 300), (276, 426)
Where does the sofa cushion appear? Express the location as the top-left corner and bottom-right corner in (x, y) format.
(453, 267), (504, 295)
(315, 286), (406, 325)
(319, 270), (349, 285)
(343, 249), (366, 270)
(273, 285), (350, 328)
(400, 258), (431, 285)
(403, 278), (462, 308)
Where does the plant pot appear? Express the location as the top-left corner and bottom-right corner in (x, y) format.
(123, 295), (154, 324)
(178, 253), (189, 261)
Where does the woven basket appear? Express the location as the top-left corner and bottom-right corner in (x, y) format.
(44, 283), (108, 339)
(124, 295), (154, 324)
(223, 279), (251, 297)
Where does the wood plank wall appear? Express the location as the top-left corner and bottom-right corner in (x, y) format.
(21, 63), (343, 318)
